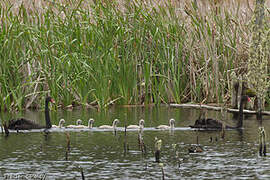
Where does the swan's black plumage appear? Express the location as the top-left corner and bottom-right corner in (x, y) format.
(8, 97), (54, 130)
(190, 95), (250, 129)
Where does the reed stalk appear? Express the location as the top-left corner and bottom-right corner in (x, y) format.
(247, 0), (269, 116)
(0, 0), (268, 112)
(154, 137), (162, 162)
(123, 125), (129, 155)
(258, 127), (267, 156)
(65, 132), (71, 160)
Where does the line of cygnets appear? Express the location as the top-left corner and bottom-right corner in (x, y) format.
(52, 118), (176, 131)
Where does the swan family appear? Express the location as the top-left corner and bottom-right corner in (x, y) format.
(3, 96), (177, 132)
(4, 95), (250, 132)
(50, 118), (176, 130)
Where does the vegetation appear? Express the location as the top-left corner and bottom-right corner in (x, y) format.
(247, 0), (270, 112)
(0, 0), (269, 111)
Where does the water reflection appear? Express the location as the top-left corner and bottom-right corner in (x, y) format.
(0, 106), (270, 179)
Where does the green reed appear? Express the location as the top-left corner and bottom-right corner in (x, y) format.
(0, 0), (266, 112)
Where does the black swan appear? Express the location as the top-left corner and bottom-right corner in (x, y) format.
(190, 95), (250, 129)
(8, 97), (55, 130)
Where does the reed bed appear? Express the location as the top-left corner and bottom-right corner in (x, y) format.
(0, 0), (269, 111)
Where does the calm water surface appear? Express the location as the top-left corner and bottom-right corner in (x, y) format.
(0, 106), (270, 179)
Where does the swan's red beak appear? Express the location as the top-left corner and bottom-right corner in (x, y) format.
(247, 97), (251, 102)
(51, 99), (55, 103)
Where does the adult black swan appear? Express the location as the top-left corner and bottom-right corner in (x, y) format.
(8, 97), (55, 130)
(190, 95), (250, 129)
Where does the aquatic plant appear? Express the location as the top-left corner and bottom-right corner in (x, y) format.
(79, 166), (85, 180)
(155, 137), (162, 162)
(258, 127), (267, 156)
(159, 163), (165, 180)
(0, 0), (268, 111)
(65, 132), (71, 160)
(138, 130), (146, 154)
(3, 122), (9, 137)
(247, 0), (270, 115)
(171, 143), (181, 167)
(0, 118), (3, 134)
(123, 125), (129, 155)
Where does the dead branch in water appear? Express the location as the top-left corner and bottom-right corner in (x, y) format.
(169, 103), (270, 115)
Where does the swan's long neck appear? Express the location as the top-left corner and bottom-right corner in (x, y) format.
(170, 122), (174, 129)
(139, 123), (144, 130)
(113, 120), (118, 128)
(59, 120), (65, 128)
(76, 120), (82, 125)
(237, 97), (245, 128)
(88, 120), (93, 128)
(45, 100), (52, 128)
(139, 120), (144, 129)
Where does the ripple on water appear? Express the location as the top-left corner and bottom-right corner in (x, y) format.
(1, 113), (270, 179)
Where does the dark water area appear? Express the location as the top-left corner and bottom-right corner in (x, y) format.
(0, 106), (270, 179)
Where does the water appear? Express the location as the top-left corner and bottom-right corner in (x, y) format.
(0, 106), (270, 179)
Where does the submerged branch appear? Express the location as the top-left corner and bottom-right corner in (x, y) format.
(170, 103), (270, 115)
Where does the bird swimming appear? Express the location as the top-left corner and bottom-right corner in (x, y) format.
(127, 119), (144, 129)
(190, 95), (250, 129)
(70, 118), (95, 129)
(7, 96), (55, 130)
(66, 119), (82, 128)
(156, 118), (175, 130)
(52, 119), (65, 128)
(99, 119), (119, 129)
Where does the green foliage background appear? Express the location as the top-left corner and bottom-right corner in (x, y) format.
(0, 0), (269, 111)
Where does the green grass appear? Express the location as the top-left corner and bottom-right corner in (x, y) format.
(0, 0), (268, 111)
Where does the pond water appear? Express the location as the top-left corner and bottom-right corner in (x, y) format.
(0, 106), (270, 179)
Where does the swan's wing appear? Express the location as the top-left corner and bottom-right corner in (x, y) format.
(98, 125), (112, 129)
(156, 125), (169, 129)
(127, 125), (139, 129)
(8, 118), (42, 130)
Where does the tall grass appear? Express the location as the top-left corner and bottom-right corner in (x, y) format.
(0, 0), (268, 111)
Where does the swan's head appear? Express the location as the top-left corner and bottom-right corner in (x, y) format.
(139, 119), (144, 124)
(46, 96), (55, 104)
(113, 119), (119, 126)
(88, 118), (95, 128)
(76, 119), (82, 125)
(170, 118), (175, 128)
(242, 95), (251, 102)
(139, 119), (145, 126)
(59, 119), (65, 127)
(170, 118), (175, 124)
(88, 118), (95, 124)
